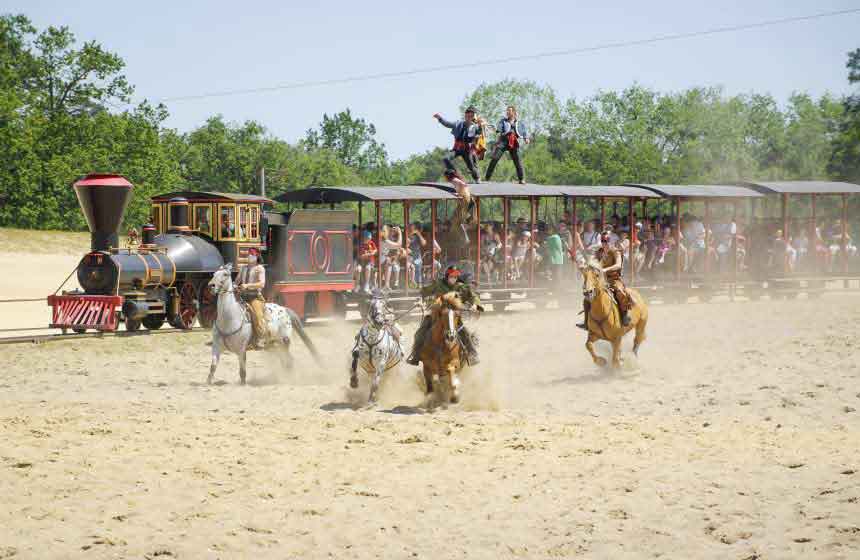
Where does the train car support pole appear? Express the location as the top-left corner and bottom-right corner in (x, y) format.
(628, 197), (635, 285)
(403, 202), (410, 297)
(503, 197), (509, 289)
(571, 196), (578, 258)
(430, 200), (437, 285)
(529, 196), (537, 289)
(358, 202), (363, 228)
(475, 198), (482, 288)
(841, 193), (848, 279)
(600, 197), (606, 231)
(732, 200), (739, 300)
(375, 202), (382, 289)
(811, 194), (818, 275)
(782, 193), (790, 275)
(703, 199), (711, 283)
(674, 198), (681, 283)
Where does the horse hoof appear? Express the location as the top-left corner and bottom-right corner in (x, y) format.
(595, 357), (607, 367)
(240, 379), (246, 386)
(450, 394), (460, 404)
(349, 376), (359, 389)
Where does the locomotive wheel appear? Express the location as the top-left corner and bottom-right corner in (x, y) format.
(197, 282), (216, 329)
(125, 318), (141, 332)
(142, 315), (165, 330)
(72, 327), (87, 334)
(171, 282), (198, 330)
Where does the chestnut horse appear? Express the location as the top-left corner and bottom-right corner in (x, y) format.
(418, 292), (465, 408)
(578, 256), (648, 369)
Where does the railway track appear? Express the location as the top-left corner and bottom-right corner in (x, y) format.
(0, 326), (210, 346)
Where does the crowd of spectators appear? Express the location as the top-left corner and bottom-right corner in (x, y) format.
(350, 212), (857, 292)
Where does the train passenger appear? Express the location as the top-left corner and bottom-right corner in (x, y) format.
(407, 222), (427, 287)
(582, 221), (600, 253)
(544, 225), (564, 288)
(434, 106), (483, 182)
(357, 230), (378, 293)
(380, 225), (404, 290)
(236, 247), (267, 349)
(221, 214), (235, 238)
(484, 105), (529, 184)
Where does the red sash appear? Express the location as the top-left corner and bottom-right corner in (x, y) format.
(506, 132), (519, 150)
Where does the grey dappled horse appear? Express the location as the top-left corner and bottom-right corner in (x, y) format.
(350, 292), (404, 406)
(206, 264), (318, 385)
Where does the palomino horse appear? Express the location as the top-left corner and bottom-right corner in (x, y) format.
(349, 292), (404, 406)
(418, 292), (467, 408)
(578, 256), (648, 369)
(206, 264), (319, 385)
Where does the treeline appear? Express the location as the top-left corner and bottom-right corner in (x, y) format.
(1, 14), (859, 231)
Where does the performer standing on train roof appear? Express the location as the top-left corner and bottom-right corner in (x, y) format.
(485, 105), (529, 184)
(434, 106), (483, 183)
(236, 247), (268, 349)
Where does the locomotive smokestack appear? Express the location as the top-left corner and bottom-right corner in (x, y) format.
(72, 173), (134, 252)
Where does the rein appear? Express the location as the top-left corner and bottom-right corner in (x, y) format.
(211, 277), (248, 339)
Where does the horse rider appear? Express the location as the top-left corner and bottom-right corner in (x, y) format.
(484, 105), (529, 184)
(236, 247), (268, 349)
(406, 265), (484, 366)
(577, 232), (634, 330)
(434, 106), (483, 183)
(446, 169), (478, 248)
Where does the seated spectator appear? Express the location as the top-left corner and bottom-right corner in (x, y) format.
(379, 225), (404, 290)
(356, 230), (377, 293)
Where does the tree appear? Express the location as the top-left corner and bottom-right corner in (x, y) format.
(302, 109), (388, 171)
(461, 79), (562, 136)
(829, 48), (860, 182)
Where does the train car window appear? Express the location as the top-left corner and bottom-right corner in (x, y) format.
(194, 204), (213, 237)
(151, 205), (162, 233)
(250, 206), (259, 240)
(219, 205), (237, 240)
(239, 205), (249, 240)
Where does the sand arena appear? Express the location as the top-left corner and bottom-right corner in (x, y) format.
(0, 245), (859, 558)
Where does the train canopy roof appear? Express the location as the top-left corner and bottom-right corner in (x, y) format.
(152, 191), (274, 204)
(625, 184), (764, 198)
(740, 181), (860, 194)
(274, 185), (457, 203)
(422, 182), (669, 198)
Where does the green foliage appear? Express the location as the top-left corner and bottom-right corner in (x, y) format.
(1, 14), (858, 235)
(302, 109), (387, 171)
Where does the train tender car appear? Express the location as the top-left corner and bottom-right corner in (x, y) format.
(264, 207), (355, 320)
(48, 175), (271, 333)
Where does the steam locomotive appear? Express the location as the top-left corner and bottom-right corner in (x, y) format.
(48, 174), (354, 332)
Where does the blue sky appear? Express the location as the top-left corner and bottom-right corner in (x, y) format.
(8, 0), (860, 159)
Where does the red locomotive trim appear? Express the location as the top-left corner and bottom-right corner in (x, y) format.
(47, 294), (123, 331)
(73, 174), (133, 188)
(272, 282), (353, 293)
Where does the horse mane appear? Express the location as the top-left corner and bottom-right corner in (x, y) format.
(582, 255), (607, 287)
(432, 291), (463, 313)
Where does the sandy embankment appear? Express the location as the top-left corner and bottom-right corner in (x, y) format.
(0, 247), (858, 560)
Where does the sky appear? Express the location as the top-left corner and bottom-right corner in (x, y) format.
(7, 0), (860, 159)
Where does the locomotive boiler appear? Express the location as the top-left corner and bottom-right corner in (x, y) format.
(48, 174), (267, 332)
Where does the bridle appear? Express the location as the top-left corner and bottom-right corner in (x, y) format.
(208, 270), (248, 338)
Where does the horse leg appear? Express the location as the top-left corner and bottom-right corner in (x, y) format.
(422, 363), (434, 395)
(610, 338), (623, 370)
(449, 367), (461, 405)
(366, 362), (383, 407)
(633, 316), (648, 357)
(585, 332), (607, 367)
(238, 351), (247, 385)
(208, 336), (222, 384)
(350, 350), (359, 389)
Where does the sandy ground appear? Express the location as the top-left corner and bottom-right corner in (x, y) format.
(1, 251), (859, 559)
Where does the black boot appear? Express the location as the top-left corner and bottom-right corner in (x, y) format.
(406, 319), (430, 365)
(460, 328), (480, 365)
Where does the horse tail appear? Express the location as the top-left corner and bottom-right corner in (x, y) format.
(285, 308), (322, 365)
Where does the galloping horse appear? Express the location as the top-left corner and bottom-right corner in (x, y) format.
(418, 292), (467, 407)
(206, 264), (319, 385)
(578, 256), (648, 369)
(349, 293), (404, 406)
